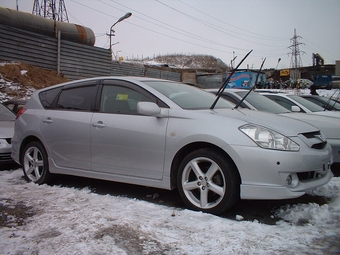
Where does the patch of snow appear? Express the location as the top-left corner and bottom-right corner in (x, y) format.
(0, 169), (339, 254)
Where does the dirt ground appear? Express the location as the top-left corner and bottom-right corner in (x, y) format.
(0, 62), (68, 99)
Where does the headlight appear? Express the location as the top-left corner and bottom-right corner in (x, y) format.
(239, 124), (299, 151)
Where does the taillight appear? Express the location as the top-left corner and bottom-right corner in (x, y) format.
(16, 108), (26, 119)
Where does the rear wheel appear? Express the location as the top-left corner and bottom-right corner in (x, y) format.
(22, 141), (51, 184)
(177, 148), (240, 215)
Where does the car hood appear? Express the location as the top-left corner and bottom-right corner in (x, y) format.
(282, 112), (340, 138)
(309, 111), (340, 119)
(0, 120), (15, 139)
(211, 108), (319, 136)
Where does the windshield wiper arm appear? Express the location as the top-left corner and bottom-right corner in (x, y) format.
(323, 89), (339, 111)
(234, 57), (266, 109)
(210, 49), (253, 109)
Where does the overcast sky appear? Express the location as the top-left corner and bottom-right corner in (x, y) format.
(1, 0), (340, 69)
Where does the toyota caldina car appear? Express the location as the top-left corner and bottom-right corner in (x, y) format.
(12, 77), (333, 214)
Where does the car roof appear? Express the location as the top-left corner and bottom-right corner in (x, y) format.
(3, 99), (27, 104)
(34, 76), (179, 92)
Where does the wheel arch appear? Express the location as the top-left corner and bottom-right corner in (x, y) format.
(170, 142), (241, 189)
(19, 135), (44, 165)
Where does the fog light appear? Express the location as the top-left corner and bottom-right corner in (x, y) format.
(286, 173), (298, 187)
(286, 175), (292, 185)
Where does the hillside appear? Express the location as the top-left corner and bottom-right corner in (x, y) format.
(134, 54), (228, 71)
(0, 62), (69, 101)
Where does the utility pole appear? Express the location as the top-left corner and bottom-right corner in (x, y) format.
(288, 28), (305, 81)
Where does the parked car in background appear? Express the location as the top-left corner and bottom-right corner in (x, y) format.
(0, 103), (16, 166)
(3, 100), (27, 114)
(206, 89), (290, 114)
(12, 77), (333, 214)
(207, 89), (340, 171)
(300, 95), (340, 111)
(260, 92), (340, 118)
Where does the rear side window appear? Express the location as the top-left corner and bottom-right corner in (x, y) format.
(56, 86), (97, 111)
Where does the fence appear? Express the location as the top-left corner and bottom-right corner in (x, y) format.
(0, 24), (183, 82)
(0, 24), (112, 80)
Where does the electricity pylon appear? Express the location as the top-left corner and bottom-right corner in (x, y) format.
(32, 0), (69, 22)
(288, 29), (305, 80)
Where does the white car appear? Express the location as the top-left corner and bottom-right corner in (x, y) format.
(12, 77), (333, 214)
(260, 92), (340, 118)
(206, 89), (340, 169)
(0, 103), (16, 166)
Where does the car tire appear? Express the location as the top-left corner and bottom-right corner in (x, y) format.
(177, 148), (240, 215)
(22, 141), (51, 184)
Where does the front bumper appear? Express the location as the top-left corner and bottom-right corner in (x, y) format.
(229, 143), (333, 200)
(328, 138), (340, 164)
(0, 140), (15, 165)
(0, 152), (15, 165)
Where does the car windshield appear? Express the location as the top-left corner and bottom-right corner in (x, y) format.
(0, 103), (15, 121)
(312, 97), (340, 110)
(287, 95), (325, 112)
(235, 91), (291, 114)
(145, 81), (235, 109)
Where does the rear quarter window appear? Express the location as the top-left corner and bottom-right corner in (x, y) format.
(39, 87), (62, 109)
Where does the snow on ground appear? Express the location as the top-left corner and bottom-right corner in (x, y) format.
(0, 169), (339, 255)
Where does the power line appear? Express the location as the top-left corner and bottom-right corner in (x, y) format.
(176, 0), (286, 41)
(68, 0), (289, 65)
(155, 0), (286, 48)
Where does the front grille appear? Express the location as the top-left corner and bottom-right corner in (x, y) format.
(299, 131), (327, 150)
(5, 138), (11, 144)
(0, 153), (12, 161)
(311, 142), (327, 149)
(303, 131), (320, 139)
(297, 171), (318, 181)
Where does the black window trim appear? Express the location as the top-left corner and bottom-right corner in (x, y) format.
(51, 81), (100, 111)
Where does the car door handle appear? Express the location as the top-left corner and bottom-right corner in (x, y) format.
(92, 121), (106, 128)
(42, 117), (53, 124)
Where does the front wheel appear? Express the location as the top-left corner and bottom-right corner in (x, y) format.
(177, 149), (240, 215)
(21, 141), (51, 184)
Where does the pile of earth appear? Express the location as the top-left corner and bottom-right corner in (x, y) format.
(0, 62), (68, 100)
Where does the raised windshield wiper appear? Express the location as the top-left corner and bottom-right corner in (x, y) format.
(234, 57), (266, 109)
(323, 89), (339, 111)
(210, 50), (253, 109)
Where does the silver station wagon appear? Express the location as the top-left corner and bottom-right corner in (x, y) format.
(12, 77), (333, 214)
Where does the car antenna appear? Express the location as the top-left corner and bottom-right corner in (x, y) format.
(234, 57), (266, 109)
(210, 49), (253, 110)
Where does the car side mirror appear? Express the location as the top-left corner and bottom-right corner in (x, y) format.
(137, 102), (161, 116)
(291, 106), (301, 112)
